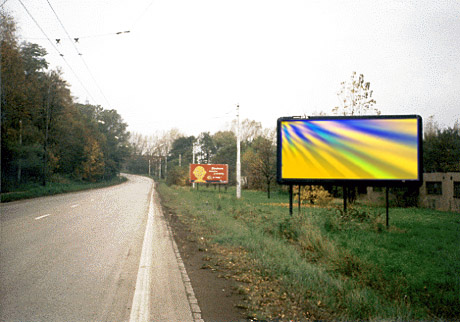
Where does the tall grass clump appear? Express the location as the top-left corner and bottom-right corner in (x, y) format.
(157, 184), (460, 321)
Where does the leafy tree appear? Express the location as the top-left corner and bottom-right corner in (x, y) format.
(424, 124), (460, 172)
(1, 11), (27, 188)
(196, 132), (216, 164)
(1, 11), (132, 190)
(80, 138), (105, 182)
(213, 131), (236, 185)
(243, 135), (276, 198)
(169, 135), (196, 168)
(97, 109), (130, 178)
(20, 42), (48, 75)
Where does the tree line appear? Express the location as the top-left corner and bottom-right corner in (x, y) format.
(125, 118), (277, 197)
(126, 72), (459, 204)
(1, 11), (130, 191)
(3, 9), (457, 198)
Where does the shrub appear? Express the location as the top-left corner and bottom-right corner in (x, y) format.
(166, 166), (189, 186)
(295, 185), (333, 206)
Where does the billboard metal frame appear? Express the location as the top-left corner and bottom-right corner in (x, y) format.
(277, 114), (423, 187)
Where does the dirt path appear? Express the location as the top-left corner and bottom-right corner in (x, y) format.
(160, 201), (249, 322)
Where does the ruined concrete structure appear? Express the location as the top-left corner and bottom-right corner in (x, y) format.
(363, 172), (460, 212)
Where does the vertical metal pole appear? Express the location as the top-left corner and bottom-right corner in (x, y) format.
(289, 185), (293, 216)
(298, 185), (301, 214)
(236, 104), (241, 199)
(192, 146), (195, 189)
(386, 186), (389, 228)
(343, 185), (347, 215)
(148, 159), (151, 176)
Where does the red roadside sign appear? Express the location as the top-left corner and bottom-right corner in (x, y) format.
(190, 164), (228, 184)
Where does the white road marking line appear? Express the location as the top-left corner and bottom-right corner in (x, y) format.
(70, 204), (79, 208)
(129, 189), (155, 322)
(35, 214), (51, 220)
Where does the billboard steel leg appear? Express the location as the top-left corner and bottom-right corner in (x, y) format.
(343, 185), (348, 215)
(298, 185), (301, 214)
(386, 186), (390, 228)
(289, 185), (293, 216)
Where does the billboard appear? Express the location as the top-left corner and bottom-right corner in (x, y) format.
(277, 115), (422, 185)
(190, 164), (229, 184)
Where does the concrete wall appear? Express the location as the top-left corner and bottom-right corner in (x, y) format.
(362, 172), (460, 213)
(419, 172), (460, 212)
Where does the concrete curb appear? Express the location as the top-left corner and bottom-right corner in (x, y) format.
(154, 192), (204, 322)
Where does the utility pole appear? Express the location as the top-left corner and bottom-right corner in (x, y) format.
(236, 104), (241, 199)
(192, 145), (196, 189)
(148, 159), (151, 176)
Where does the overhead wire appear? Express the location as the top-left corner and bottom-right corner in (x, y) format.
(20, 0), (154, 42)
(17, 0), (97, 104)
(22, 31), (131, 41)
(130, 0), (156, 29)
(44, 0), (111, 108)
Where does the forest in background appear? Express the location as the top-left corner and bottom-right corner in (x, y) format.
(1, 11), (130, 192)
(2, 9), (459, 198)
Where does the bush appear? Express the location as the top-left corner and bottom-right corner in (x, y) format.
(166, 166), (189, 186)
(295, 185), (333, 206)
(390, 186), (419, 207)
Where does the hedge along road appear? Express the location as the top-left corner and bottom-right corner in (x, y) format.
(0, 174), (197, 322)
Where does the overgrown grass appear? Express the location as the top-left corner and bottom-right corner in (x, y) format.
(1, 176), (128, 203)
(158, 184), (460, 320)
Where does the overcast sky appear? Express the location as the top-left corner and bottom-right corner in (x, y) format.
(3, 0), (460, 136)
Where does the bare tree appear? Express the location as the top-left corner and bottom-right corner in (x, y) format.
(332, 72), (380, 204)
(332, 72), (380, 116)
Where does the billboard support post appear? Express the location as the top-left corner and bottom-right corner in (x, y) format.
(277, 115), (423, 218)
(236, 104), (241, 199)
(289, 185), (293, 216)
(386, 187), (390, 228)
(298, 185), (301, 214)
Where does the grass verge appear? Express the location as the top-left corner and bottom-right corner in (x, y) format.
(158, 183), (460, 321)
(1, 176), (128, 203)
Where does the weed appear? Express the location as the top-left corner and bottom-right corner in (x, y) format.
(157, 183), (460, 321)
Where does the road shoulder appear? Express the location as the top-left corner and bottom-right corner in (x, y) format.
(159, 191), (249, 322)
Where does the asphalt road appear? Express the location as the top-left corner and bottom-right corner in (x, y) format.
(0, 174), (194, 322)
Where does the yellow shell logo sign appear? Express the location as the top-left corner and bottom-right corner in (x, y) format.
(193, 166), (206, 183)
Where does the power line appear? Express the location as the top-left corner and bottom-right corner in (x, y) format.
(131, 0), (156, 29)
(17, 0), (97, 104)
(44, 0), (111, 108)
(22, 31), (131, 41)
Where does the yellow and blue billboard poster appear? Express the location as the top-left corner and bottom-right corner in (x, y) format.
(277, 115), (422, 184)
